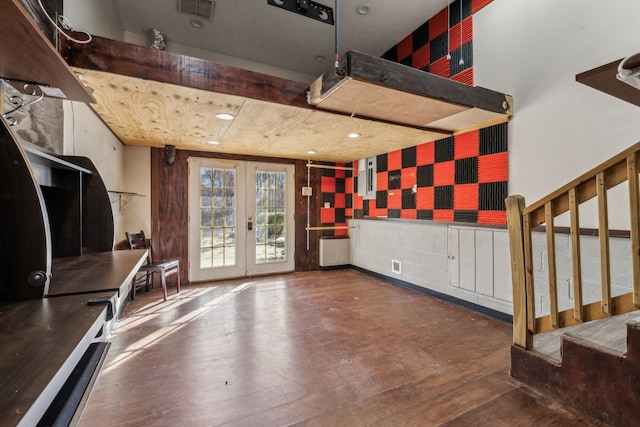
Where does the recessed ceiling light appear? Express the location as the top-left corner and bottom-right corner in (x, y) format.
(348, 133), (361, 138)
(307, 150), (317, 155)
(356, 5), (371, 15)
(215, 113), (235, 120)
(314, 55), (325, 61)
(190, 19), (204, 28)
(207, 140), (220, 145)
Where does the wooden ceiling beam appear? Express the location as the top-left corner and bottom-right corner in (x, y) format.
(60, 34), (311, 109)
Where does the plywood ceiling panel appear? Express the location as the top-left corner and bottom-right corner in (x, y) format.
(76, 68), (448, 162)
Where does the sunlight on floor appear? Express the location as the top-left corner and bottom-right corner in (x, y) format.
(103, 281), (256, 373)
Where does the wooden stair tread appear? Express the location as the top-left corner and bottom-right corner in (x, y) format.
(532, 310), (640, 362)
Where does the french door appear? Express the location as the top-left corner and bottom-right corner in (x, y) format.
(188, 158), (295, 282)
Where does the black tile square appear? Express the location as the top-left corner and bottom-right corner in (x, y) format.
(383, 45), (398, 62)
(413, 21), (430, 50)
(400, 55), (413, 67)
(346, 164), (353, 178)
(435, 137), (455, 162)
(335, 208), (346, 224)
(323, 192), (335, 206)
(376, 153), (388, 172)
(479, 123), (508, 155)
(417, 210), (434, 220)
(376, 190), (388, 208)
(455, 157), (478, 184)
(479, 181), (508, 211)
(417, 164), (434, 187)
(354, 209), (364, 218)
(363, 199), (370, 216)
(402, 189), (416, 209)
(388, 209), (401, 219)
(450, 41), (473, 76)
(388, 170), (402, 190)
(430, 31), (448, 62)
(454, 210), (478, 223)
(353, 176), (358, 193)
(434, 185), (454, 209)
(322, 166), (335, 177)
(336, 178), (345, 193)
(450, 0), (472, 27)
(402, 146), (417, 168)
(321, 225), (334, 237)
(346, 193), (353, 209)
(421, 64), (430, 72)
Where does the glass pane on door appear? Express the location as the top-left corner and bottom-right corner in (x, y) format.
(254, 170), (286, 264)
(199, 166), (236, 268)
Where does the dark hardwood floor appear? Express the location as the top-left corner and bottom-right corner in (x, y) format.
(78, 269), (603, 426)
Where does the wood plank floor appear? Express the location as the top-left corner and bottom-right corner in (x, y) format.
(78, 269), (604, 426)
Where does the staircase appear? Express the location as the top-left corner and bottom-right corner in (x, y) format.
(506, 141), (640, 426)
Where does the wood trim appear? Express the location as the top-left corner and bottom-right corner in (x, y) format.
(628, 153), (640, 307)
(597, 171), (612, 316)
(569, 187), (583, 321)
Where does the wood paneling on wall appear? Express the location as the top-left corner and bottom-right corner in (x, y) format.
(151, 148), (320, 284)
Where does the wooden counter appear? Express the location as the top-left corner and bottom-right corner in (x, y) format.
(0, 250), (147, 426)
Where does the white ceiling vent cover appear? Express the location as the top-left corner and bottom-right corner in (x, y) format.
(178, 0), (216, 20)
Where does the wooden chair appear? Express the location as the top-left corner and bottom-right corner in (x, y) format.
(126, 230), (180, 301)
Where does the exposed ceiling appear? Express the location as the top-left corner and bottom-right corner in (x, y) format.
(71, 1), (510, 163)
(111, 0), (449, 81)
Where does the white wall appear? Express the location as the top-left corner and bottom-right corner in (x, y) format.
(122, 146), (152, 238)
(475, 0), (640, 229)
(349, 219), (513, 315)
(62, 0), (124, 41)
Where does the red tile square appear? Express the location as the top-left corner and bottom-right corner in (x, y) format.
(388, 191), (402, 209)
(401, 167), (417, 189)
(451, 67), (474, 85)
(412, 43), (430, 70)
(353, 194), (363, 210)
(335, 167), (346, 178)
(345, 177), (353, 194)
(450, 17), (473, 51)
(397, 34), (413, 62)
(417, 142), (435, 165)
(429, 56), (450, 79)
(478, 210), (507, 225)
(335, 227), (349, 237)
(434, 209), (454, 222)
(334, 193), (346, 209)
(416, 187), (434, 210)
(454, 184), (479, 210)
(321, 176), (335, 193)
(388, 150), (402, 171)
(377, 171), (388, 191)
(375, 208), (388, 217)
(429, 8), (448, 40)
(472, 0), (493, 14)
(346, 208), (353, 217)
(321, 208), (334, 223)
(455, 130), (479, 159)
(401, 209), (417, 220)
(434, 161), (455, 186)
(478, 152), (509, 183)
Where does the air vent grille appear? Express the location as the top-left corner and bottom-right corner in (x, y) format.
(178, 0), (216, 20)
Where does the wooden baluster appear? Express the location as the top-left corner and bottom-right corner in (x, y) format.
(545, 201), (559, 328)
(628, 153), (640, 307)
(597, 172), (612, 316)
(523, 212), (536, 336)
(506, 195), (532, 349)
(569, 187), (583, 322)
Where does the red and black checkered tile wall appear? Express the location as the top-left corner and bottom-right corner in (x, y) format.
(319, 0), (505, 236)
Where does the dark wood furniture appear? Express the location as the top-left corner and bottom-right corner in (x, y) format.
(126, 230), (181, 301)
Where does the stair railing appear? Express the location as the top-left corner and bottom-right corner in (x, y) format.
(506, 141), (640, 349)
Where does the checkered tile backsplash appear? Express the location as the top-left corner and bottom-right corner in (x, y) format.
(319, 0), (504, 237)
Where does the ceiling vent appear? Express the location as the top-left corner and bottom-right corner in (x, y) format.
(178, 0), (216, 20)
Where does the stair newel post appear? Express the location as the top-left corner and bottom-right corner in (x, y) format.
(506, 195), (533, 349)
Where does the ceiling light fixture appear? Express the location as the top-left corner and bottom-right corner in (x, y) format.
(356, 5), (370, 15)
(307, 150), (317, 155)
(314, 55), (325, 61)
(189, 19), (204, 28)
(207, 140), (220, 145)
(215, 113), (235, 120)
(348, 133), (361, 138)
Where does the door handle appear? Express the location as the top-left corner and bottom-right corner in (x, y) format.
(247, 221), (253, 231)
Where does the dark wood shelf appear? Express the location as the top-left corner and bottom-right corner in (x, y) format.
(576, 58), (640, 107)
(0, 0), (94, 103)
